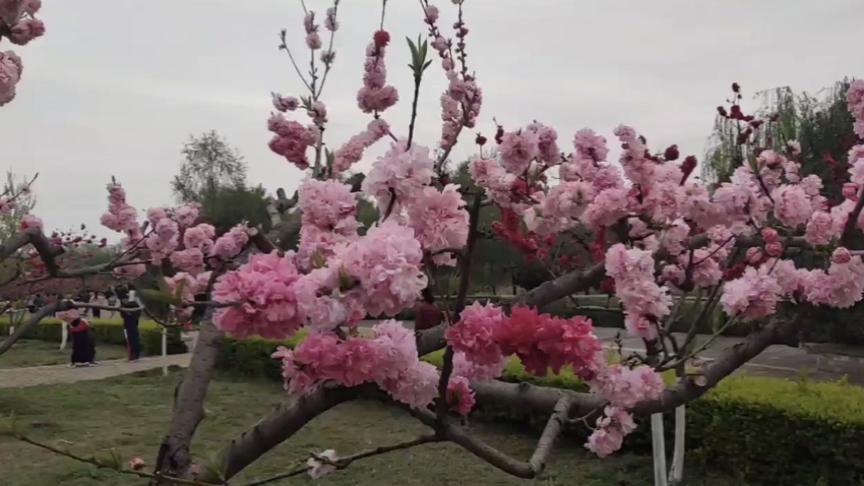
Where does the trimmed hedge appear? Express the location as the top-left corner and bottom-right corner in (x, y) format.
(216, 336), (864, 484)
(0, 317), (186, 356)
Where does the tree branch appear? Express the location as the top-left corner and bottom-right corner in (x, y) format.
(0, 302), (59, 356)
(154, 312), (222, 480)
(201, 385), (360, 483)
(239, 434), (439, 486)
(15, 435), (212, 486)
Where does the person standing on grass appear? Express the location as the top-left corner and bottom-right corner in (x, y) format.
(119, 288), (143, 362)
(58, 309), (96, 367)
(91, 292), (107, 319)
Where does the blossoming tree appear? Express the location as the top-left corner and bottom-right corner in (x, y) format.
(4, 0), (864, 484)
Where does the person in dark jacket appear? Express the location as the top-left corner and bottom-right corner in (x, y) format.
(68, 316), (96, 367)
(119, 289), (142, 361)
(414, 288), (443, 332)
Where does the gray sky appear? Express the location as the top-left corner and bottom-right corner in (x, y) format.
(2, 0), (862, 238)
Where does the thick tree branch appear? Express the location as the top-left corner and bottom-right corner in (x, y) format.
(472, 314), (803, 419)
(528, 397), (571, 474)
(201, 385), (360, 483)
(154, 312), (222, 480)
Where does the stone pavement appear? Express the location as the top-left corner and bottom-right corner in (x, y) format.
(0, 353), (191, 389)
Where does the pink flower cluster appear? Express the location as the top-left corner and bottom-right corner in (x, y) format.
(847, 79), (864, 139)
(361, 140), (434, 212)
(445, 302), (506, 365)
(356, 33), (398, 113)
(0, 0), (44, 45)
(406, 184), (469, 266)
(100, 183), (141, 238)
(720, 265), (782, 320)
(211, 224), (250, 261)
(296, 178), (359, 269)
(273, 321), (446, 410)
(0, 50), (21, 106)
(585, 406), (638, 457)
(268, 113), (319, 170)
(165, 271), (212, 322)
(0, 0), (44, 106)
(496, 307), (602, 378)
(605, 244), (671, 341)
(332, 119), (390, 174)
(213, 251), (303, 339)
(583, 365), (664, 457)
(338, 221), (428, 317)
(422, 1), (482, 149)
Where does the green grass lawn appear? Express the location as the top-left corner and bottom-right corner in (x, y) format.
(0, 371), (739, 486)
(0, 339), (129, 369)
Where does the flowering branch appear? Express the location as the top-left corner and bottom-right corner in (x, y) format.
(239, 434), (439, 486)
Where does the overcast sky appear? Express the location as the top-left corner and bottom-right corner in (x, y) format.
(2, 0), (862, 238)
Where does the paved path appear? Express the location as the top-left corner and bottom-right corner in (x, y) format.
(0, 354), (191, 389)
(592, 327), (864, 384)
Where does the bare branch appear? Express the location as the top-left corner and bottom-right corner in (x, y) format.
(239, 434), (438, 486)
(16, 435), (213, 486)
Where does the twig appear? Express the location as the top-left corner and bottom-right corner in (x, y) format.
(16, 435), (213, 486)
(240, 435), (438, 486)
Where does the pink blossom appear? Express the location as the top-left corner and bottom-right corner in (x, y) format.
(8, 17), (43, 45)
(583, 188), (630, 230)
(446, 302), (505, 365)
(405, 184), (469, 265)
(573, 128), (609, 163)
(305, 32), (322, 50)
(720, 265), (782, 320)
(498, 130), (539, 174)
(447, 376), (476, 416)
(771, 184), (812, 228)
(590, 364), (665, 409)
(605, 244), (671, 340)
(494, 306), (602, 378)
(332, 119), (390, 173)
(212, 252), (303, 339)
(268, 113), (317, 169)
(306, 450), (337, 480)
(183, 223), (216, 252)
(356, 37), (398, 113)
(298, 178), (358, 231)
(338, 221), (427, 317)
(527, 181), (594, 235)
(361, 140), (434, 211)
(585, 406), (637, 457)
(452, 351), (505, 382)
(293, 267), (351, 331)
(211, 225), (250, 260)
(384, 361), (439, 409)
(324, 6), (338, 31)
(271, 93), (299, 112)
(296, 225), (356, 271)
(527, 122), (560, 164)
(174, 205), (199, 227)
(170, 248), (205, 275)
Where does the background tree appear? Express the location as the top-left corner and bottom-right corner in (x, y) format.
(172, 130), (271, 233)
(172, 130), (247, 203)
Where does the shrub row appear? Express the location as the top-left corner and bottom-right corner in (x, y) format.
(216, 336), (864, 484)
(0, 317), (187, 356)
